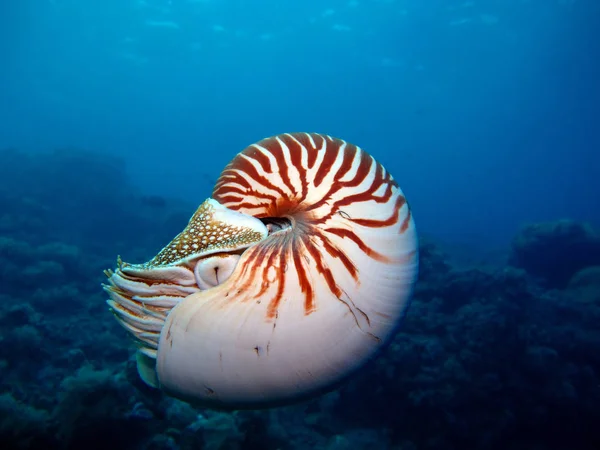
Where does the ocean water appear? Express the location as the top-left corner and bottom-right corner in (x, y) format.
(1, 0), (599, 449)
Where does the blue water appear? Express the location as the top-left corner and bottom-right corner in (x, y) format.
(2, 2), (600, 449)
(2, 0), (598, 248)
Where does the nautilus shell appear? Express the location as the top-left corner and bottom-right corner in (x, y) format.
(104, 132), (418, 409)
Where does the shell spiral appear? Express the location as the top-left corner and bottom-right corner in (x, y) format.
(105, 132), (418, 409)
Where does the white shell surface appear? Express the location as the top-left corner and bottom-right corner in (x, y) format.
(155, 133), (418, 408)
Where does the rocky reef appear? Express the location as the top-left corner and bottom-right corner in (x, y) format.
(509, 219), (600, 289)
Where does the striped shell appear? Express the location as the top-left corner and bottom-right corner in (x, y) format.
(104, 132), (418, 409)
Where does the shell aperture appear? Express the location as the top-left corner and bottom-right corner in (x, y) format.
(104, 133), (418, 409)
(103, 198), (268, 386)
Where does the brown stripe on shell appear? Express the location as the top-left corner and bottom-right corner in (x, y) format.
(213, 132), (412, 319)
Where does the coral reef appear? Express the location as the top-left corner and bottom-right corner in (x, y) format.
(509, 220), (600, 289)
(1, 147), (600, 449)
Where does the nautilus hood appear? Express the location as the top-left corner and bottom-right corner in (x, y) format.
(103, 132), (418, 409)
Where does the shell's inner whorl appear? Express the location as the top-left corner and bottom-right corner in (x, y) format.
(212, 132), (415, 322)
(103, 198), (268, 386)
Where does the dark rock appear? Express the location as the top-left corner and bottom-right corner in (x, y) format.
(509, 220), (600, 288)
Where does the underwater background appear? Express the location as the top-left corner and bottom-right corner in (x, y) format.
(1, 0), (599, 449)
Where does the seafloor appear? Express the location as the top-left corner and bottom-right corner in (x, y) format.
(1, 148), (599, 450)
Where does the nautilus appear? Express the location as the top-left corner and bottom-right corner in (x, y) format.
(104, 132), (418, 409)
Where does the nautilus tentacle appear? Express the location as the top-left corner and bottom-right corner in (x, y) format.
(103, 199), (269, 386)
(104, 133), (418, 409)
